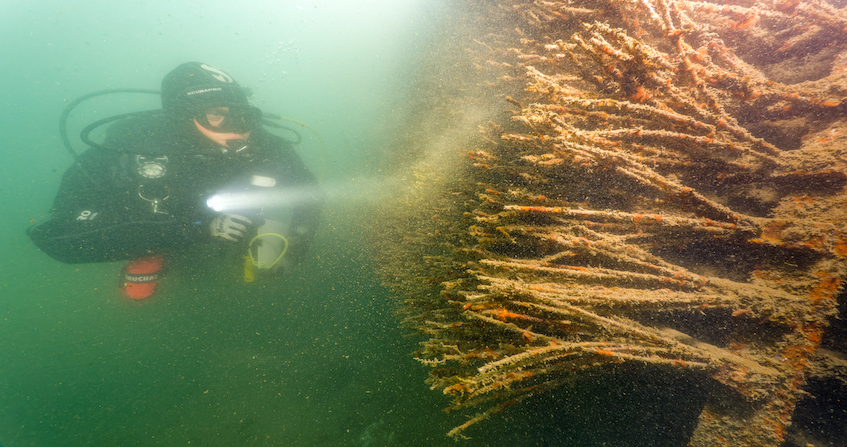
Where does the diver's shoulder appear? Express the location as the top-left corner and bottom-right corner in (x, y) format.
(106, 111), (169, 134)
(104, 111), (173, 153)
(253, 127), (297, 154)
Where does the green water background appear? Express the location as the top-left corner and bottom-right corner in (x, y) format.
(0, 1), (461, 445)
(0, 1), (712, 446)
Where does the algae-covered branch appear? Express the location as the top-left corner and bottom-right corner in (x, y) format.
(371, 0), (847, 444)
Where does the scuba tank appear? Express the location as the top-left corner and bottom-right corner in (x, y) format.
(207, 174), (294, 281)
(247, 216), (291, 280)
(246, 174), (293, 279)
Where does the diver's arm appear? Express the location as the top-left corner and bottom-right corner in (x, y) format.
(27, 207), (208, 264)
(285, 185), (325, 263)
(27, 151), (208, 263)
(273, 143), (326, 264)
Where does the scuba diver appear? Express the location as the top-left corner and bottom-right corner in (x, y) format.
(27, 62), (324, 303)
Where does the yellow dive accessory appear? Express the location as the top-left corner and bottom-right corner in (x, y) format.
(243, 233), (289, 282)
(243, 256), (256, 282)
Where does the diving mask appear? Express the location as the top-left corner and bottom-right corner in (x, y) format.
(194, 105), (262, 134)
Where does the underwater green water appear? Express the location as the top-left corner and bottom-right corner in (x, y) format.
(0, 1), (461, 445)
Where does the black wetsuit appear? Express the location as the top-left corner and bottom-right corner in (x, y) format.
(28, 113), (323, 264)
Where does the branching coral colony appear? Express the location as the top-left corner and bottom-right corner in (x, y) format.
(373, 0), (847, 445)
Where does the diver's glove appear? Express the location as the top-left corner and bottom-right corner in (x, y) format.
(209, 213), (253, 242)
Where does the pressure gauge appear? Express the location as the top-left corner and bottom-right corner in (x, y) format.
(136, 155), (168, 179)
